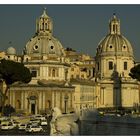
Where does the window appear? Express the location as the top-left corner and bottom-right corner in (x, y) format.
(110, 45), (112, 49)
(45, 23), (47, 30)
(31, 70), (37, 77)
(109, 61), (113, 70)
(124, 62), (127, 70)
(34, 45), (38, 50)
(71, 68), (74, 71)
(51, 46), (54, 49)
(113, 25), (115, 32)
(52, 69), (55, 77)
(123, 45), (126, 49)
(48, 67), (59, 77)
(26, 58), (28, 62)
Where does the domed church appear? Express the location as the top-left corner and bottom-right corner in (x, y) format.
(3, 11), (140, 115)
(95, 14), (139, 111)
(6, 9), (75, 115)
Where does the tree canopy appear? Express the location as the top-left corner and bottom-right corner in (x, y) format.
(129, 64), (140, 81)
(0, 59), (32, 85)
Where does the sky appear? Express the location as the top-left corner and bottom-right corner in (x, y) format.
(0, 5), (140, 61)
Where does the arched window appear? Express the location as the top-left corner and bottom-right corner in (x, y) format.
(124, 62), (127, 70)
(113, 25), (115, 32)
(26, 58), (28, 62)
(45, 23), (47, 30)
(52, 69), (55, 77)
(109, 61), (113, 70)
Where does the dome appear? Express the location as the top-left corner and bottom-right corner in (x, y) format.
(6, 47), (16, 55)
(24, 9), (65, 58)
(97, 34), (133, 57)
(96, 14), (133, 57)
(24, 36), (65, 57)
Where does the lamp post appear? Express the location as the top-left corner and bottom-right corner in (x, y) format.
(64, 95), (69, 114)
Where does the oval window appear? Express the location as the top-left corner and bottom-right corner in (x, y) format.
(34, 45), (38, 50)
(51, 46), (54, 49)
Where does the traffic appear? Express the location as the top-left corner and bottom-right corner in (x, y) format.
(0, 114), (51, 135)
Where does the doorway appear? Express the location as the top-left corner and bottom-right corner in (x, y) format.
(31, 103), (35, 114)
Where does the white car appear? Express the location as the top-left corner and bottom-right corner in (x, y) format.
(1, 123), (15, 130)
(12, 121), (20, 127)
(18, 123), (27, 130)
(40, 120), (48, 126)
(25, 125), (43, 133)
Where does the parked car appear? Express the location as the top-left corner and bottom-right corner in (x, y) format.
(40, 120), (48, 126)
(25, 125), (43, 133)
(1, 123), (15, 130)
(12, 121), (20, 128)
(18, 123), (27, 130)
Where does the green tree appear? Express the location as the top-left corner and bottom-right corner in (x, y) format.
(0, 59), (32, 110)
(129, 64), (140, 81)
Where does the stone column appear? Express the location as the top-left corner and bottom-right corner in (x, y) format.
(52, 91), (54, 108)
(10, 91), (12, 105)
(39, 91), (42, 111)
(43, 92), (45, 110)
(25, 92), (28, 113)
(21, 92), (24, 109)
(12, 92), (15, 108)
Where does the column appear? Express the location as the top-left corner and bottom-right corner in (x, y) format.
(24, 92), (28, 112)
(52, 91), (54, 108)
(43, 92), (45, 110)
(21, 92), (24, 109)
(46, 67), (48, 79)
(10, 91), (12, 105)
(39, 92), (42, 111)
(12, 92), (15, 108)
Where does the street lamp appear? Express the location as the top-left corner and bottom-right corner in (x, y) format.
(64, 95), (69, 114)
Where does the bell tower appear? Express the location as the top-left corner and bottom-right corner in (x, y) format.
(109, 13), (120, 35)
(36, 8), (53, 37)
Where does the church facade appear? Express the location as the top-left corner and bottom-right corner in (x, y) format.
(6, 9), (75, 115)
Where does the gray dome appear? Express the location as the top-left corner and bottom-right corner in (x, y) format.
(96, 14), (134, 58)
(97, 34), (134, 57)
(24, 36), (65, 57)
(6, 47), (16, 55)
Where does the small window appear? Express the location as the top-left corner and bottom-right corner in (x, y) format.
(31, 70), (37, 77)
(34, 45), (38, 50)
(52, 69), (55, 77)
(71, 68), (74, 71)
(124, 62), (127, 70)
(110, 45), (112, 49)
(113, 25), (115, 32)
(51, 46), (54, 49)
(109, 61), (113, 70)
(26, 58), (28, 62)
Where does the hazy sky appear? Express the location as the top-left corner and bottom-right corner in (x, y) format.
(0, 5), (140, 61)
